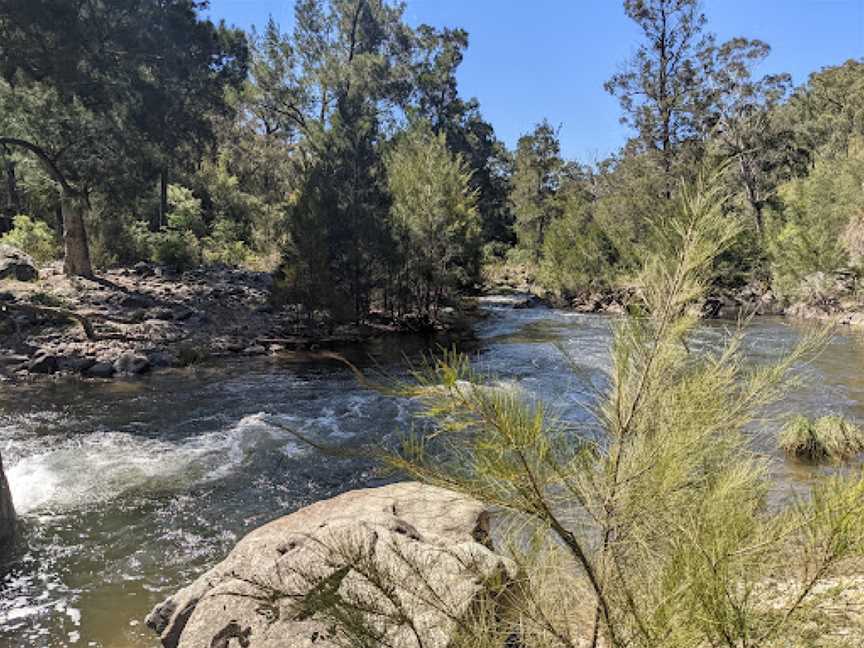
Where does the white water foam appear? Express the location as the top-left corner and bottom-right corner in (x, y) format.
(6, 413), (303, 515)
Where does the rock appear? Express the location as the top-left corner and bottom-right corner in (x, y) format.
(146, 482), (517, 648)
(478, 293), (542, 309)
(60, 356), (96, 373)
(28, 351), (59, 374)
(0, 353), (28, 367)
(0, 245), (38, 282)
(242, 344), (266, 356)
(114, 352), (150, 375)
(253, 303), (273, 314)
(134, 261), (156, 277)
(0, 450), (15, 548)
(85, 361), (116, 378)
(0, 291), (15, 302)
(120, 293), (156, 309)
(150, 307), (175, 321)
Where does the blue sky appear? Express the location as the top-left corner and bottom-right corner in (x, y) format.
(205, 0), (864, 161)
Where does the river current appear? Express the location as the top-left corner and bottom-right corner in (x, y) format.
(1, 305), (862, 647)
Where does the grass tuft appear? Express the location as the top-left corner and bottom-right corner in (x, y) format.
(779, 414), (864, 462)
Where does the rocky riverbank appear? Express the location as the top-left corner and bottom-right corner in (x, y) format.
(0, 252), (477, 382)
(146, 482), (518, 648)
(483, 263), (864, 326)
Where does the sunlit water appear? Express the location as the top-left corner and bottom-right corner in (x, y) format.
(2, 306), (863, 647)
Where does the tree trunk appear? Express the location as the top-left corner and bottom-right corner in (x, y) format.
(61, 193), (94, 278)
(159, 168), (168, 228)
(2, 157), (20, 233)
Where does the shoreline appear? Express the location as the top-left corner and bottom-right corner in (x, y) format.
(0, 261), (482, 383)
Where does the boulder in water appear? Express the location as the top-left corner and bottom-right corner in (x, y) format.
(0, 451), (15, 548)
(146, 482), (517, 648)
(84, 361), (115, 378)
(0, 245), (37, 282)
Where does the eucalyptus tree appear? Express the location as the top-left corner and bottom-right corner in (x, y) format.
(785, 59), (864, 160)
(605, 0), (712, 193)
(0, 0), (247, 275)
(702, 39), (809, 236)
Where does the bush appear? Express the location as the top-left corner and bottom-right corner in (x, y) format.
(150, 228), (200, 272)
(203, 219), (252, 267)
(538, 204), (615, 296)
(166, 185), (206, 237)
(0, 214), (59, 264)
(766, 155), (864, 298)
(358, 176), (864, 648)
(779, 414), (864, 462)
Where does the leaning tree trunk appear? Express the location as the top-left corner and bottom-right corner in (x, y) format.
(1, 157), (20, 233)
(61, 192), (94, 278)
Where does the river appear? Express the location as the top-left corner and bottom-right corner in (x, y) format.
(1, 304), (862, 647)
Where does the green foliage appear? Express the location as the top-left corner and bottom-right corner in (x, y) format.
(166, 185), (205, 237)
(766, 155), (864, 298)
(511, 120), (565, 260)
(364, 175), (864, 648)
(0, 214), (59, 264)
(150, 228), (200, 272)
(386, 121), (480, 316)
(538, 202), (615, 296)
(779, 414), (864, 462)
(593, 153), (673, 273)
(203, 219), (252, 267)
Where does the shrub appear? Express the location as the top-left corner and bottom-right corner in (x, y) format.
(766, 155), (864, 299)
(166, 185), (206, 237)
(0, 214), (59, 264)
(203, 219), (252, 267)
(151, 228), (200, 272)
(779, 414), (864, 462)
(354, 174), (864, 648)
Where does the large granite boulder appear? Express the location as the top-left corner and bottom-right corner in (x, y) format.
(147, 482), (517, 648)
(0, 450), (15, 549)
(0, 245), (38, 282)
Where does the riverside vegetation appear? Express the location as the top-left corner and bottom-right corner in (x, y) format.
(289, 175), (864, 648)
(4, 0), (864, 328)
(2, 0), (864, 647)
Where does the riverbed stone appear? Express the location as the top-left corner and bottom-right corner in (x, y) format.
(0, 245), (38, 282)
(113, 351), (150, 375)
(85, 361), (116, 378)
(146, 482), (518, 648)
(28, 351), (59, 374)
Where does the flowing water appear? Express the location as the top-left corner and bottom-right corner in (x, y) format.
(2, 305), (863, 648)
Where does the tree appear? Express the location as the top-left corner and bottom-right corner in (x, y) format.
(785, 59), (864, 160)
(386, 121), (479, 318)
(277, 0), (418, 320)
(411, 26), (513, 247)
(511, 120), (565, 261)
(702, 39), (808, 236)
(605, 0), (712, 191)
(0, 0), (248, 275)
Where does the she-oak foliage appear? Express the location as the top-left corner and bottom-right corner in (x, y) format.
(375, 175), (864, 648)
(385, 122), (480, 318)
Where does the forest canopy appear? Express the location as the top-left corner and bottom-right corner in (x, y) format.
(1, 0), (863, 320)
